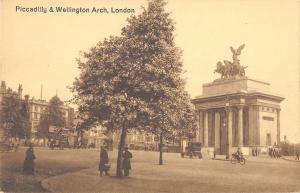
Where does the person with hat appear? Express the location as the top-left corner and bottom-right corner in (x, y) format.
(122, 146), (133, 177)
(99, 146), (109, 176)
(23, 143), (36, 175)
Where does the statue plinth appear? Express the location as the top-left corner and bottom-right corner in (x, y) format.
(203, 77), (270, 96)
(213, 76), (247, 83)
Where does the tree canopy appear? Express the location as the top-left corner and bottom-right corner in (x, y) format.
(72, 0), (196, 176)
(0, 91), (30, 140)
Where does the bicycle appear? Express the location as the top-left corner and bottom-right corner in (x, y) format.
(231, 153), (246, 165)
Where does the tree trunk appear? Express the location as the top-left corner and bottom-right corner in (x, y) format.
(116, 126), (127, 177)
(80, 130), (83, 147)
(159, 132), (163, 165)
(180, 134), (183, 154)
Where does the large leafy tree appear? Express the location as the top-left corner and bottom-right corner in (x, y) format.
(37, 96), (66, 140)
(72, 0), (195, 176)
(0, 91), (30, 140)
(121, 0), (196, 165)
(72, 36), (151, 176)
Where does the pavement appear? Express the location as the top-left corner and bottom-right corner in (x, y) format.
(212, 154), (300, 162)
(39, 150), (300, 193)
(282, 156), (300, 162)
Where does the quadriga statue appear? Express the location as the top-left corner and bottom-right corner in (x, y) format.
(214, 44), (247, 79)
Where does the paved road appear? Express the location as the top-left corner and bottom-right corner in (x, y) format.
(42, 149), (300, 192)
(1, 148), (300, 192)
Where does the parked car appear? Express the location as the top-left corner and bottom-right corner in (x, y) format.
(128, 143), (135, 150)
(181, 142), (202, 159)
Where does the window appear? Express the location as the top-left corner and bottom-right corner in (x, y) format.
(263, 116), (274, 121)
(35, 106), (38, 111)
(266, 133), (271, 146)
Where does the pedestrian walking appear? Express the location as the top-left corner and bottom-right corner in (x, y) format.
(272, 148), (276, 158)
(23, 143), (36, 175)
(99, 146), (109, 176)
(14, 143), (19, 152)
(122, 147), (133, 177)
(295, 150), (300, 160)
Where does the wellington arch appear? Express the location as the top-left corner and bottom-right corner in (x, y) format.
(191, 45), (284, 156)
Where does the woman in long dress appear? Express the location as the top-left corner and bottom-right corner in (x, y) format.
(99, 146), (109, 176)
(23, 143), (36, 175)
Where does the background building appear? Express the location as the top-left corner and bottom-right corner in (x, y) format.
(0, 80), (74, 142)
(28, 97), (74, 140)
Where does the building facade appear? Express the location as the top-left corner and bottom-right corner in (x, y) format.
(192, 77), (284, 155)
(28, 97), (74, 139)
(0, 80), (74, 142)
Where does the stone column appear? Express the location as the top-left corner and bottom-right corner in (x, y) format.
(277, 109), (281, 144)
(199, 111), (204, 144)
(214, 112), (220, 154)
(227, 107), (233, 157)
(248, 105), (254, 146)
(195, 111), (200, 142)
(238, 105), (244, 147)
(204, 110), (209, 147)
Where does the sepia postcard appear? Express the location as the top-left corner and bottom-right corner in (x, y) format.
(0, 0), (299, 192)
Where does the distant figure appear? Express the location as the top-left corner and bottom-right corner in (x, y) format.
(23, 143), (36, 175)
(122, 147), (133, 177)
(99, 146), (109, 176)
(268, 148), (273, 158)
(14, 143), (19, 152)
(235, 147), (243, 161)
(295, 151), (300, 161)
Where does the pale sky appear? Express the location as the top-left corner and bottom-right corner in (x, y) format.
(1, 0), (299, 142)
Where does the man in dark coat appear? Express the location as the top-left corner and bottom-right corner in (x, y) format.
(99, 146), (109, 176)
(23, 143), (36, 175)
(122, 147), (133, 177)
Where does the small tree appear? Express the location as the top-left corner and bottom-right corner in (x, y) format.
(0, 90), (30, 140)
(37, 96), (66, 142)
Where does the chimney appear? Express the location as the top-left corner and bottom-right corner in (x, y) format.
(1, 81), (6, 91)
(40, 85), (43, 100)
(24, 94), (29, 102)
(18, 84), (23, 99)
